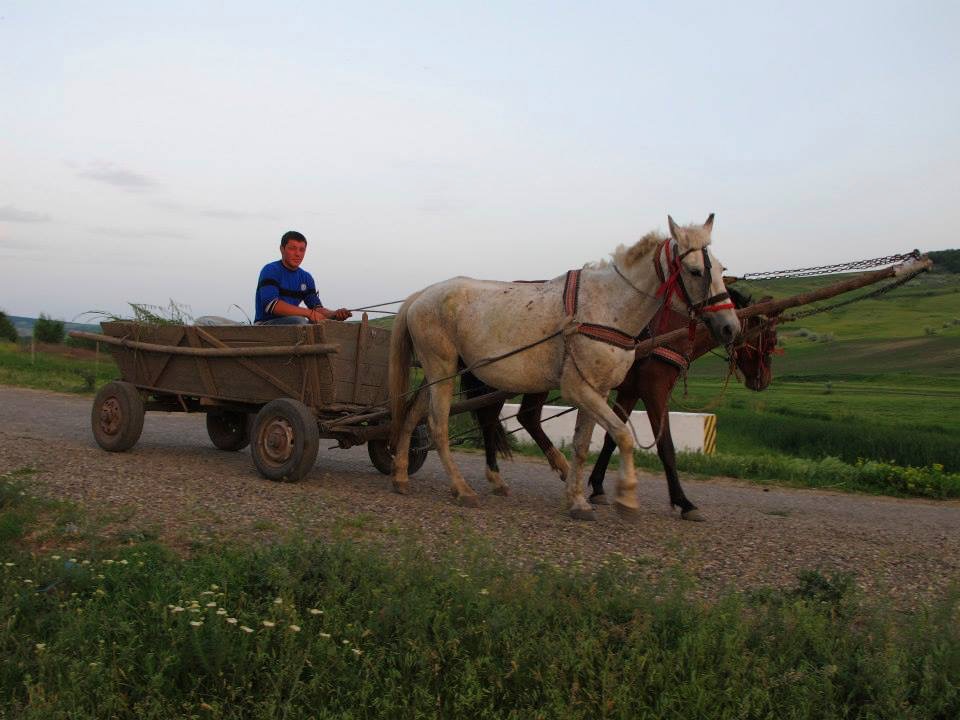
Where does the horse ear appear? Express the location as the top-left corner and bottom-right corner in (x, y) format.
(704, 213), (715, 232)
(723, 275), (738, 285)
(667, 215), (680, 241)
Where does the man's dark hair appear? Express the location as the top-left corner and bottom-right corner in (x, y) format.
(281, 230), (307, 247)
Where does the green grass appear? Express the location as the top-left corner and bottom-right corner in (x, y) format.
(0, 341), (118, 394)
(2, 468), (959, 719)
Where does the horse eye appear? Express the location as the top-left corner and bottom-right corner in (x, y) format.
(689, 268), (703, 278)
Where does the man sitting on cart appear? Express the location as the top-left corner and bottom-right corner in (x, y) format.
(254, 230), (353, 325)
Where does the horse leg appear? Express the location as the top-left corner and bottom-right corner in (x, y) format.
(645, 395), (702, 522)
(588, 391), (639, 504)
(518, 392), (569, 480)
(391, 389), (430, 495)
(563, 372), (639, 518)
(476, 399), (511, 497)
(564, 409), (599, 521)
(425, 376), (480, 507)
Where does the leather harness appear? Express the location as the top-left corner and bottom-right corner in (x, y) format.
(562, 239), (735, 352)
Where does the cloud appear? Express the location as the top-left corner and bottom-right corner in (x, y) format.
(75, 162), (158, 191)
(153, 200), (277, 221)
(0, 205), (51, 222)
(88, 226), (191, 240)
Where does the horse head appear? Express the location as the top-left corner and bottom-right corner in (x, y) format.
(664, 214), (741, 346)
(728, 289), (778, 391)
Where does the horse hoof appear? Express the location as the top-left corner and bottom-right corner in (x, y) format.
(681, 509), (707, 522)
(457, 494), (480, 508)
(569, 507), (596, 521)
(492, 486), (511, 497)
(614, 501), (639, 519)
(589, 493), (611, 505)
(392, 481), (410, 495)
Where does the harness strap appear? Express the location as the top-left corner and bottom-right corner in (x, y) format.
(563, 270), (580, 316)
(562, 269), (638, 350)
(577, 323), (639, 349)
(654, 240), (695, 332)
(651, 346), (690, 371)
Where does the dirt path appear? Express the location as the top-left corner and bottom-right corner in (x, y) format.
(2, 386), (957, 604)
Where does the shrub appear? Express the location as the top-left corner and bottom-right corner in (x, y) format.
(33, 314), (65, 344)
(0, 311), (17, 343)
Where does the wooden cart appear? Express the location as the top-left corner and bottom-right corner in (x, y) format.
(72, 317), (432, 482)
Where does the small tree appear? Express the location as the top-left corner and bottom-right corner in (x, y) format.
(34, 313), (65, 344)
(0, 310), (17, 343)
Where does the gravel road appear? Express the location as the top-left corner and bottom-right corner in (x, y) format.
(2, 386), (957, 605)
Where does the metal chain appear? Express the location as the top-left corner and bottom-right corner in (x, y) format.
(739, 250), (920, 280)
(780, 270), (923, 321)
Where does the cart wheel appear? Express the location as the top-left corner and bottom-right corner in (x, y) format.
(368, 425), (430, 476)
(91, 381), (145, 452)
(251, 399), (319, 482)
(206, 411), (251, 451)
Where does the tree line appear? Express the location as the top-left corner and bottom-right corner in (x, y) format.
(0, 311), (65, 344)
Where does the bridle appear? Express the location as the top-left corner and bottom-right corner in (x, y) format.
(731, 316), (781, 381)
(562, 238), (737, 352)
(651, 239), (735, 339)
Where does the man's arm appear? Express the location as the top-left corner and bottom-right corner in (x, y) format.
(272, 301), (351, 323)
(301, 279), (350, 321)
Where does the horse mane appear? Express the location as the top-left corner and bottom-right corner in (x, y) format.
(607, 231), (665, 269)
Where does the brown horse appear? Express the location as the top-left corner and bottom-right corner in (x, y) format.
(464, 288), (779, 520)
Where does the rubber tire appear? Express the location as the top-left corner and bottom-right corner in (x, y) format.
(206, 412), (251, 451)
(368, 425), (430, 476)
(91, 381), (145, 452)
(251, 399), (319, 482)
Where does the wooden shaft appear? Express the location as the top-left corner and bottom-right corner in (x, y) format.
(322, 389), (514, 429)
(68, 330), (340, 357)
(634, 257), (931, 355)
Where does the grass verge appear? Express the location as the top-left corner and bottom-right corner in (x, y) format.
(632, 450), (960, 499)
(0, 341), (117, 394)
(3, 468), (960, 719)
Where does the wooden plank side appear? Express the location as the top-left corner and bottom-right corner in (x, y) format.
(193, 326), (304, 400)
(352, 313), (369, 403)
(185, 326), (220, 397)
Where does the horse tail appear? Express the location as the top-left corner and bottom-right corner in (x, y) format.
(461, 370), (513, 460)
(388, 291), (422, 449)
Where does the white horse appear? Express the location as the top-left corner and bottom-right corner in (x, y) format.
(388, 215), (741, 520)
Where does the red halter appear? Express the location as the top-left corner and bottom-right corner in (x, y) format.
(653, 239), (735, 340)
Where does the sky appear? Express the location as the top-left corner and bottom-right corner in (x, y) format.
(1, 0), (958, 321)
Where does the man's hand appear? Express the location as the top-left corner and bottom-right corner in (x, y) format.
(307, 307), (352, 323)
